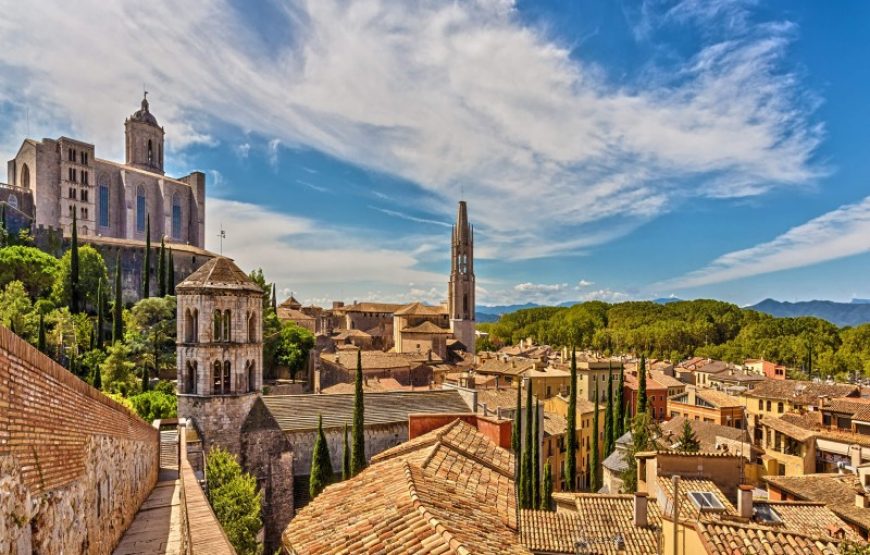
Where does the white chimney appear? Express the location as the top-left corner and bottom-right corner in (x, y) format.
(856, 492), (869, 509)
(633, 492), (648, 527)
(851, 445), (862, 469)
(738, 485), (753, 519)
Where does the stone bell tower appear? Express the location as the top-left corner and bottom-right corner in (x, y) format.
(448, 200), (476, 353)
(176, 256), (264, 457)
(125, 92), (165, 174)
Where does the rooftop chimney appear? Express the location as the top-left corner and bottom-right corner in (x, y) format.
(851, 445), (862, 469)
(856, 491), (869, 509)
(633, 492), (648, 528)
(737, 485), (753, 519)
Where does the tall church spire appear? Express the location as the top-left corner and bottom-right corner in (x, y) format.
(448, 200), (475, 352)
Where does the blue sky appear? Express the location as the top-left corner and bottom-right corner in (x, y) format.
(1, 0), (869, 307)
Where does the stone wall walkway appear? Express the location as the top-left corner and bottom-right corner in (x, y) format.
(113, 429), (182, 555)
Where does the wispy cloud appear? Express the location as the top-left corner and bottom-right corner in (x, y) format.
(296, 179), (329, 193)
(368, 206), (453, 228)
(0, 0), (823, 260)
(657, 195), (870, 289)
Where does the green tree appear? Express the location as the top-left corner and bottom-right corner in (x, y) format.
(0, 204), (6, 247)
(616, 365), (626, 438)
(522, 379), (533, 508)
(621, 412), (659, 493)
(125, 296), (177, 384)
(167, 248), (175, 295)
(604, 362), (615, 456)
(69, 212), (81, 313)
(512, 379), (522, 454)
(350, 349), (366, 476)
(206, 447), (263, 555)
(273, 322), (315, 381)
(636, 354), (647, 415)
(342, 422), (351, 481)
(52, 245), (108, 313)
(541, 459), (553, 511)
(112, 256), (123, 343)
(564, 347), (578, 491)
(0, 280), (32, 338)
(95, 279), (104, 349)
(591, 387), (600, 492)
(142, 214), (151, 299)
(271, 283), (277, 314)
(157, 236), (166, 297)
(676, 419), (700, 453)
(532, 399), (541, 508)
(92, 359), (103, 389)
(310, 414), (334, 500)
(128, 390), (177, 421)
(37, 312), (46, 352)
(100, 340), (138, 395)
(0, 245), (60, 298)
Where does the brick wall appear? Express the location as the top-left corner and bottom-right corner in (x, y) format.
(0, 326), (159, 554)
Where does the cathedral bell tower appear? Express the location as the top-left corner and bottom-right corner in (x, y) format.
(448, 200), (476, 353)
(125, 92), (165, 174)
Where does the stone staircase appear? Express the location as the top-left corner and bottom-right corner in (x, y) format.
(160, 428), (179, 470)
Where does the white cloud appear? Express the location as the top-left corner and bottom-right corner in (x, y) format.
(267, 138), (281, 170)
(205, 198), (444, 298)
(234, 142), (251, 159)
(368, 206), (453, 228)
(658, 195), (870, 289)
(514, 282), (569, 293)
(577, 279), (594, 288)
(0, 0), (823, 260)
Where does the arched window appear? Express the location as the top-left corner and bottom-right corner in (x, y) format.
(20, 163), (30, 189)
(247, 361), (256, 393)
(223, 310), (231, 342)
(99, 181), (109, 228)
(186, 360), (197, 394)
(185, 309), (194, 343)
(223, 361), (232, 393)
(212, 361), (222, 394)
(192, 309), (198, 342)
(147, 139), (153, 165)
(213, 309), (222, 342)
(171, 193), (182, 239)
(136, 187), (146, 232)
(248, 311), (257, 343)
(7, 194), (18, 210)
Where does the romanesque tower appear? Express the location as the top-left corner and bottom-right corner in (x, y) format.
(125, 93), (165, 174)
(448, 200), (476, 353)
(176, 256), (264, 456)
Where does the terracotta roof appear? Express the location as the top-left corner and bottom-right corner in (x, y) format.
(745, 381), (860, 405)
(753, 501), (861, 541)
(624, 373), (667, 392)
(764, 474), (870, 531)
(175, 256), (263, 294)
(279, 296), (302, 309)
(695, 520), (842, 555)
(852, 405), (870, 423)
(283, 419), (527, 554)
(277, 307), (315, 321)
(261, 390), (471, 431)
(340, 302), (405, 313)
(657, 477), (735, 520)
(670, 389), (743, 408)
(477, 357), (538, 376)
(660, 416), (750, 452)
(523, 493), (662, 554)
(394, 302), (448, 316)
(542, 411), (569, 436)
(320, 377), (410, 394)
(477, 388), (528, 412)
(761, 416), (817, 442)
(401, 321), (451, 334)
(320, 350), (434, 371)
(78, 233), (216, 257)
(651, 371), (686, 389)
(332, 329), (372, 340)
(825, 398), (870, 415)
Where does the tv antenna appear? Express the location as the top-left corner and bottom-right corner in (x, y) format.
(217, 223), (226, 255)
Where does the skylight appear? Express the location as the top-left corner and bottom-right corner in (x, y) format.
(688, 491), (725, 511)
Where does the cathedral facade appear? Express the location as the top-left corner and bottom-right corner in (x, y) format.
(5, 94), (206, 247)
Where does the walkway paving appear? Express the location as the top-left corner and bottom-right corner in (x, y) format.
(113, 429), (182, 555)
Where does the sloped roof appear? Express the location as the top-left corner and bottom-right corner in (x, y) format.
(651, 370), (686, 389)
(320, 349), (435, 370)
(277, 307), (315, 322)
(279, 296), (302, 309)
(340, 302), (405, 314)
(523, 493), (663, 554)
(261, 390), (471, 432)
(695, 520), (842, 555)
(753, 501), (860, 542)
(657, 477), (736, 520)
(745, 381), (860, 404)
(764, 473), (870, 531)
(394, 301), (448, 316)
(401, 321), (452, 334)
(283, 419), (526, 554)
(761, 416), (816, 442)
(320, 377), (409, 394)
(176, 257), (263, 294)
(660, 416), (750, 452)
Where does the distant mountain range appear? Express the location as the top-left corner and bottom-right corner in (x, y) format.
(748, 299), (870, 327)
(477, 297), (870, 327)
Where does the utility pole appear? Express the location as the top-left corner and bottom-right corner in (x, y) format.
(672, 475), (680, 555)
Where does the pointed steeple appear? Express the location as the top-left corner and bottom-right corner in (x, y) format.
(448, 200), (475, 352)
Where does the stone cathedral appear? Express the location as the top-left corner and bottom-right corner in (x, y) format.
(448, 200), (476, 353)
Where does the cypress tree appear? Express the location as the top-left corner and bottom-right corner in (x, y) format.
(271, 283), (277, 314)
(676, 419), (701, 453)
(532, 399), (541, 508)
(92, 363), (102, 390)
(616, 364), (626, 438)
(564, 347), (578, 491)
(142, 214), (150, 299)
(637, 355), (648, 415)
(112, 255), (123, 343)
(141, 364), (149, 392)
(350, 349), (366, 475)
(591, 387), (600, 492)
(342, 422), (351, 481)
(157, 236), (166, 297)
(522, 380), (534, 508)
(37, 312), (46, 353)
(541, 460), (553, 510)
(89, 325), (95, 351)
(512, 379), (522, 454)
(70, 211), (81, 313)
(96, 279), (104, 349)
(167, 248), (175, 295)
(604, 361), (615, 456)
(9, 318), (16, 335)
(309, 414), (334, 500)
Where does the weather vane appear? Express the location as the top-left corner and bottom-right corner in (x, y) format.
(217, 224), (226, 255)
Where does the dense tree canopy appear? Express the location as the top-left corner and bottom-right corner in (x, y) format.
(0, 246), (59, 298)
(478, 300), (870, 379)
(51, 245), (108, 313)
